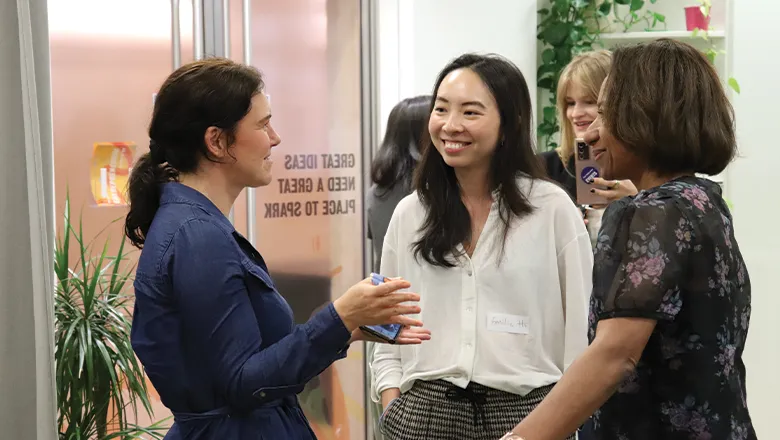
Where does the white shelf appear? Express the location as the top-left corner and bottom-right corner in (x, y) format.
(598, 30), (726, 41)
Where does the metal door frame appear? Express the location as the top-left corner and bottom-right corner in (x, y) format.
(173, 1), (381, 437)
(360, 1), (380, 438)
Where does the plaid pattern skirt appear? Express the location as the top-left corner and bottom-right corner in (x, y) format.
(379, 379), (575, 440)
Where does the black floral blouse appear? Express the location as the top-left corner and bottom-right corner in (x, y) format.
(588, 176), (757, 440)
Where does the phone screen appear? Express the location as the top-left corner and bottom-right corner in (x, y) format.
(359, 273), (403, 342)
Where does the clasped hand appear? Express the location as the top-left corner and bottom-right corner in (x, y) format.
(589, 177), (638, 202)
(581, 123), (638, 204)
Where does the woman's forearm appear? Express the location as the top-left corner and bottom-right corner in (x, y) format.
(510, 341), (636, 440)
(381, 388), (401, 408)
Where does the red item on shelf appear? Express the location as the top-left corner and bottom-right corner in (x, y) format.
(685, 6), (711, 31)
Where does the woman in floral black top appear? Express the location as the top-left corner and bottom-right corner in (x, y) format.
(498, 39), (757, 440)
(587, 176), (754, 439)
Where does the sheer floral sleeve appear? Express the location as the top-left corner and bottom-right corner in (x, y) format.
(588, 177), (756, 440)
(594, 195), (695, 321)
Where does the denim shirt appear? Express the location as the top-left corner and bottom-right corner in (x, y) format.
(131, 182), (351, 439)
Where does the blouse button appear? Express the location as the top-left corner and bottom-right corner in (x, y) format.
(466, 269), (473, 276)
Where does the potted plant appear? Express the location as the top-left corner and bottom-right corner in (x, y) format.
(593, 0), (667, 33)
(536, 0), (666, 150)
(689, 0), (740, 94)
(536, 0), (601, 150)
(54, 191), (169, 439)
(685, 1), (710, 30)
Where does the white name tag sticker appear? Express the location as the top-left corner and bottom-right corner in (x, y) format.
(487, 313), (529, 335)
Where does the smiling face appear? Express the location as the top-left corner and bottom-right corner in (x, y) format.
(227, 93), (281, 187)
(565, 82), (599, 139)
(428, 68), (501, 175)
(588, 78), (642, 181)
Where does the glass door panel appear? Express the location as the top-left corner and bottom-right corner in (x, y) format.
(247, 0), (366, 438)
(48, 0), (194, 430)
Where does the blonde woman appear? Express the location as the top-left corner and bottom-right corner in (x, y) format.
(538, 50), (636, 243)
(538, 50), (624, 440)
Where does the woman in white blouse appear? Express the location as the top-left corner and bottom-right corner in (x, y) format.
(370, 53), (594, 440)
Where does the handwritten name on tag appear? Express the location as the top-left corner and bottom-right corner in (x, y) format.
(487, 313), (529, 335)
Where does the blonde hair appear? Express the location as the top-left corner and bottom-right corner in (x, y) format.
(555, 50), (612, 164)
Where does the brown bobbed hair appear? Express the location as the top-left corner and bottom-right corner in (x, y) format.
(602, 38), (737, 176)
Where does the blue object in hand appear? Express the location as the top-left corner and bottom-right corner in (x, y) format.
(359, 273), (404, 343)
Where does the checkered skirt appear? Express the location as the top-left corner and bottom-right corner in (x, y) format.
(379, 379), (575, 440)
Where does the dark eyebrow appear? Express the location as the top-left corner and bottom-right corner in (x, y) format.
(435, 96), (486, 109)
(259, 114), (271, 124)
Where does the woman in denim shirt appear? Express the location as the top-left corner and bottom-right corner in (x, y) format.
(124, 58), (430, 439)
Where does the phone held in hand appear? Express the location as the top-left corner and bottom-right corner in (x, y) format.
(574, 138), (608, 206)
(359, 273), (404, 344)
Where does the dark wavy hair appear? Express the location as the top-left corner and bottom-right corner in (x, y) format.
(124, 58), (264, 249)
(370, 95), (431, 197)
(412, 53), (545, 267)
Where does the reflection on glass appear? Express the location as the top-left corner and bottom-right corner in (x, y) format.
(90, 141), (136, 206)
(247, 0), (364, 438)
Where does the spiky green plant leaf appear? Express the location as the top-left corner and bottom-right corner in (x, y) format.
(54, 192), (167, 439)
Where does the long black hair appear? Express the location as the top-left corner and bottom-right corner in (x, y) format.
(370, 95), (431, 197)
(124, 58), (264, 249)
(412, 53), (545, 267)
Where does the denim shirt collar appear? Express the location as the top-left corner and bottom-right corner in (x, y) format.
(160, 182), (234, 232)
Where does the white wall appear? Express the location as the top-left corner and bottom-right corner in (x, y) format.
(730, 1), (780, 436)
(375, 0), (538, 143)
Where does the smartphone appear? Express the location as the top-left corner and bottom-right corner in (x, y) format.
(359, 273), (404, 343)
(574, 138), (608, 206)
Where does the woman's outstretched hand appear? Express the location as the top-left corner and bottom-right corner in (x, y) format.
(333, 277), (423, 332)
(348, 325), (432, 345)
